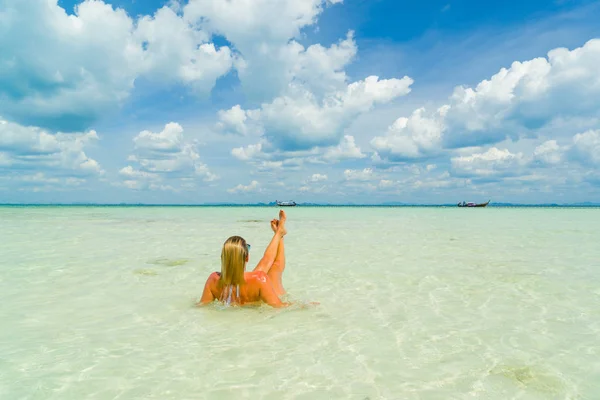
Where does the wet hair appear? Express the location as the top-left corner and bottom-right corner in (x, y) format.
(219, 236), (248, 289)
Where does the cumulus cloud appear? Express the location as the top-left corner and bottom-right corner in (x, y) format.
(204, 3), (412, 157)
(226, 75), (412, 156)
(371, 106), (448, 161)
(533, 140), (564, 165)
(372, 38), (600, 162)
(309, 173), (328, 182)
(0, 118), (103, 187)
(374, 168), (470, 194)
(377, 179), (399, 190)
(184, 0), (339, 48)
(287, 31), (357, 96)
(570, 129), (600, 166)
(231, 143), (265, 161)
(135, 6), (234, 93)
(183, 0), (349, 100)
(2, 0), (353, 134)
(215, 106), (262, 136)
(444, 127), (600, 187)
(259, 76), (413, 151)
(227, 180), (260, 193)
(119, 122), (216, 190)
(411, 171), (462, 189)
(216, 105), (250, 136)
(322, 135), (366, 162)
(451, 147), (526, 179)
(296, 173), (329, 193)
(344, 168), (374, 181)
(0, 0), (233, 131)
(232, 148), (307, 171)
(230, 134), (367, 172)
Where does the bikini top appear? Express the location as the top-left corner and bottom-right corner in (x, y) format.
(215, 272), (240, 305)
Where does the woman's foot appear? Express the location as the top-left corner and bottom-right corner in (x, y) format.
(279, 209), (287, 225)
(277, 210), (287, 236)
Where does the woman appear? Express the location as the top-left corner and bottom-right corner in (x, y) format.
(197, 210), (290, 307)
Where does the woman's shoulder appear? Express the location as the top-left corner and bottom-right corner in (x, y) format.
(207, 271), (221, 281)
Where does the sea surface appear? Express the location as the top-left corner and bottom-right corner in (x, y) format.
(1, 206), (599, 399)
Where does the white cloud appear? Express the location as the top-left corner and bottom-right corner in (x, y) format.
(309, 173), (328, 182)
(298, 183), (328, 193)
(1, 171), (93, 192)
(216, 105), (253, 136)
(227, 180), (260, 193)
(256, 161), (284, 171)
(344, 168), (374, 181)
(371, 106), (448, 161)
(285, 31), (357, 97)
(583, 171), (600, 186)
(184, 0), (338, 47)
(322, 135), (366, 162)
(0, 118), (103, 184)
(230, 75), (412, 152)
(231, 141), (321, 172)
(119, 165), (159, 180)
(230, 133), (368, 171)
(19, 173), (59, 184)
(132, 122), (185, 155)
(183, 0), (348, 100)
(298, 173), (329, 192)
(232, 143), (265, 161)
(442, 129), (600, 187)
(533, 140), (563, 165)
(0, 0), (233, 131)
(135, 7), (233, 93)
(119, 122), (216, 190)
(451, 147), (526, 178)
(571, 129), (600, 166)
(378, 179), (398, 189)
(412, 172), (458, 189)
(371, 38), (600, 162)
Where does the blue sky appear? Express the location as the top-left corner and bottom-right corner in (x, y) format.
(1, 0), (600, 204)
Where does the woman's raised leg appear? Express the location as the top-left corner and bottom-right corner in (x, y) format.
(252, 210), (287, 276)
(268, 235), (286, 296)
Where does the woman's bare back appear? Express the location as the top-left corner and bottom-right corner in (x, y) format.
(201, 271), (286, 307)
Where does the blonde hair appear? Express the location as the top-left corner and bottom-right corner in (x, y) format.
(219, 236), (248, 302)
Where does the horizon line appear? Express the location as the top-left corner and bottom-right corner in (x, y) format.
(1, 202), (599, 207)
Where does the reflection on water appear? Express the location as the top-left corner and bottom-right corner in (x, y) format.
(0, 206), (599, 399)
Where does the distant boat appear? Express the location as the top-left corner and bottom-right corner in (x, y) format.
(276, 200), (297, 207)
(457, 200), (490, 208)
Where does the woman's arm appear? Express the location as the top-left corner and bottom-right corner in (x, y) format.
(196, 273), (218, 306)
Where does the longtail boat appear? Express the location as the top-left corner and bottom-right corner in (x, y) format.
(457, 200), (490, 208)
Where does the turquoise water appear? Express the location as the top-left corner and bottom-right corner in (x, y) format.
(1, 206), (599, 399)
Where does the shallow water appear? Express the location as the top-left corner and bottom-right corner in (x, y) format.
(1, 206), (599, 399)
